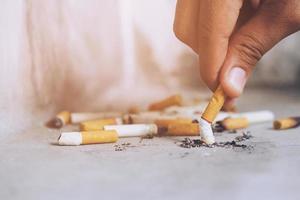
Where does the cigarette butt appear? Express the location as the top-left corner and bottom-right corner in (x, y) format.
(216, 117), (249, 131)
(202, 86), (226, 123)
(123, 112), (171, 124)
(79, 118), (123, 131)
(58, 130), (118, 146)
(104, 124), (158, 137)
(214, 110), (275, 132)
(167, 123), (199, 136)
(273, 117), (300, 130)
(70, 112), (122, 124)
(154, 118), (193, 128)
(46, 111), (71, 129)
(148, 94), (182, 111)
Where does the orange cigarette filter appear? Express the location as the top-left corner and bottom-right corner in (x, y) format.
(273, 117), (300, 130)
(46, 111), (71, 129)
(148, 94), (182, 111)
(80, 118), (121, 131)
(202, 86), (226, 123)
(154, 118), (193, 128)
(221, 117), (249, 130)
(166, 123), (199, 136)
(81, 131), (118, 145)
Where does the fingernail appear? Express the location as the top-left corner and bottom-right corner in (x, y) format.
(227, 67), (247, 92)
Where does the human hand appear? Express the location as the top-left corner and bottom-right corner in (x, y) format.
(174, 0), (300, 101)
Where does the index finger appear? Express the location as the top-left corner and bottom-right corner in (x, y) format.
(198, 0), (243, 91)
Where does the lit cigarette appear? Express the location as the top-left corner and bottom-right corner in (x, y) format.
(58, 130), (118, 146)
(214, 110), (275, 131)
(148, 94), (182, 111)
(199, 86), (226, 144)
(273, 117), (300, 130)
(103, 124), (158, 137)
(79, 118), (123, 131)
(166, 123), (199, 136)
(46, 111), (71, 129)
(70, 112), (122, 124)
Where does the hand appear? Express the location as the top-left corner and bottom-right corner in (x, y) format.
(174, 0), (300, 101)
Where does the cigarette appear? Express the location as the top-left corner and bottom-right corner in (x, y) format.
(199, 86), (226, 144)
(123, 112), (173, 124)
(79, 118), (123, 131)
(273, 117), (300, 130)
(103, 124), (158, 137)
(58, 130), (118, 146)
(70, 112), (122, 124)
(163, 104), (207, 116)
(148, 94), (182, 111)
(166, 123), (199, 136)
(46, 111), (71, 129)
(155, 118), (194, 134)
(214, 110), (275, 131)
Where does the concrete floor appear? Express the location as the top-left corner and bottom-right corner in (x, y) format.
(0, 88), (300, 200)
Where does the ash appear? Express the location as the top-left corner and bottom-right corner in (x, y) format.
(179, 132), (253, 150)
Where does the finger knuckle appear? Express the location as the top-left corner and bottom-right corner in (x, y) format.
(234, 33), (265, 68)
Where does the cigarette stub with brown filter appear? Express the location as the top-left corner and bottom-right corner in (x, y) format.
(80, 118), (123, 131)
(166, 123), (199, 136)
(46, 111), (71, 129)
(155, 118), (194, 134)
(148, 94), (182, 111)
(199, 86), (226, 144)
(58, 130), (118, 146)
(273, 117), (300, 130)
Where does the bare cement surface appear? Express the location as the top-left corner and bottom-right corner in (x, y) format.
(0, 88), (300, 200)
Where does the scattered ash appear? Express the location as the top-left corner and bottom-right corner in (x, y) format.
(114, 142), (135, 151)
(139, 134), (154, 143)
(179, 132), (253, 150)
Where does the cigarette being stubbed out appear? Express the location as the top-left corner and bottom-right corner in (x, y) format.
(273, 117), (300, 130)
(58, 124), (157, 146)
(214, 110), (275, 132)
(198, 86), (226, 144)
(148, 94), (182, 111)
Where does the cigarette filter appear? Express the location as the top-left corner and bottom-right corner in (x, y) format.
(104, 124), (158, 137)
(167, 123), (199, 136)
(46, 111), (71, 129)
(273, 117), (300, 130)
(124, 112), (173, 124)
(154, 118), (193, 128)
(58, 130), (118, 146)
(215, 117), (249, 132)
(71, 112), (122, 124)
(201, 86), (226, 123)
(148, 95), (182, 111)
(79, 118), (123, 131)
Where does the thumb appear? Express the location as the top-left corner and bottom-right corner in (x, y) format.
(220, 2), (300, 98)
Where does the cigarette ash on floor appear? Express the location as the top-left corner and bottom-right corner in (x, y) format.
(179, 132), (254, 150)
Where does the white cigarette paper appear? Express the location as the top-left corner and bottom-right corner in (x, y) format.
(198, 118), (215, 144)
(58, 132), (82, 146)
(104, 124), (157, 137)
(235, 110), (274, 124)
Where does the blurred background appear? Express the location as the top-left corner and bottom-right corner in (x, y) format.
(0, 0), (299, 137)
